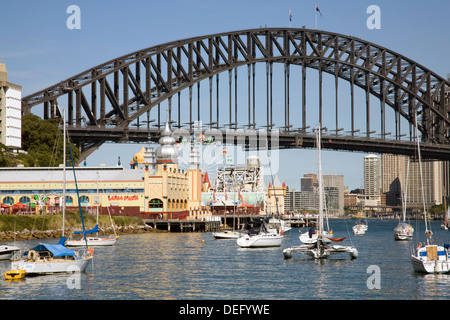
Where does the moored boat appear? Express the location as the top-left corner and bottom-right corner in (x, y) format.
(10, 239), (93, 276)
(0, 245), (20, 260)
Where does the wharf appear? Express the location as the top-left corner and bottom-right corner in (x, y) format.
(144, 218), (221, 232)
(144, 214), (314, 232)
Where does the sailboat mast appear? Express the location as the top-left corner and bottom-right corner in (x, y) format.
(62, 109), (66, 238)
(317, 124), (324, 235)
(415, 115), (429, 245)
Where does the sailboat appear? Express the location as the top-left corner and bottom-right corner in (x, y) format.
(283, 124), (358, 259)
(9, 109), (93, 276)
(352, 219), (368, 235)
(394, 158), (414, 240)
(410, 115), (450, 274)
(441, 206), (449, 230)
(66, 206), (118, 246)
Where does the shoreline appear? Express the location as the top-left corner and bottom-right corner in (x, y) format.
(0, 224), (159, 242)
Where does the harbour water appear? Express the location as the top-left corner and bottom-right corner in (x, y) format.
(1, 219), (450, 300)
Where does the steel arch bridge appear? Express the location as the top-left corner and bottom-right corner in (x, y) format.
(21, 28), (450, 161)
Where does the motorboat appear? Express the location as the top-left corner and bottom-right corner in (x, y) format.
(283, 124), (358, 260)
(10, 239), (93, 276)
(237, 231), (283, 248)
(237, 217), (283, 248)
(213, 230), (241, 239)
(0, 245), (20, 260)
(267, 218), (292, 235)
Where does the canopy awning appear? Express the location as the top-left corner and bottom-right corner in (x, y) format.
(27, 243), (76, 257)
(74, 224), (99, 235)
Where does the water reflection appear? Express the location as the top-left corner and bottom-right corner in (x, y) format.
(1, 220), (450, 299)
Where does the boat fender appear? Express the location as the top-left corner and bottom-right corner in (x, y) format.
(27, 250), (37, 262)
(417, 243), (422, 249)
(88, 247), (94, 256)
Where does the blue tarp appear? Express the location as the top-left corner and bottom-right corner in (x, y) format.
(26, 243), (76, 257)
(74, 224), (98, 235)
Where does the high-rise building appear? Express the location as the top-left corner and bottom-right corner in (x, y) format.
(381, 153), (443, 209)
(0, 58), (22, 149)
(364, 154), (381, 210)
(323, 174), (344, 216)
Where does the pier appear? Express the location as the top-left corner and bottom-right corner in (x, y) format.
(144, 214), (315, 232)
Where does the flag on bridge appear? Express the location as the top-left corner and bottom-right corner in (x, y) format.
(315, 5), (322, 16)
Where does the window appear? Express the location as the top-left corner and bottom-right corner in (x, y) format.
(79, 196), (89, 205)
(19, 196), (31, 204)
(65, 196), (73, 205)
(148, 198), (163, 212)
(149, 198), (163, 208)
(3, 196), (14, 205)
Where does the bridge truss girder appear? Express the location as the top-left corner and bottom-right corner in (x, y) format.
(21, 28), (450, 160)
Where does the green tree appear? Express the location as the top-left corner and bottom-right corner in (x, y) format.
(18, 114), (80, 167)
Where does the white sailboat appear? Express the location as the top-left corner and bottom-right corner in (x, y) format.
(237, 218), (283, 248)
(352, 219), (368, 235)
(66, 208), (118, 246)
(283, 124), (358, 259)
(441, 206), (449, 230)
(394, 158), (414, 240)
(9, 109), (93, 276)
(410, 115), (450, 274)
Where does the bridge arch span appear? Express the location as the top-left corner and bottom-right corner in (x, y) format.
(21, 28), (450, 160)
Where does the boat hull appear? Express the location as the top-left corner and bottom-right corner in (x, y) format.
(213, 231), (241, 239)
(411, 245), (450, 274)
(11, 257), (92, 276)
(393, 224), (414, 241)
(352, 225), (367, 235)
(283, 244), (358, 259)
(65, 237), (118, 246)
(0, 246), (20, 260)
(237, 233), (283, 248)
(299, 231), (332, 244)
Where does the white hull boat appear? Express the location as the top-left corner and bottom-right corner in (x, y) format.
(0, 245), (20, 260)
(393, 222), (414, 241)
(267, 218), (292, 235)
(409, 115), (449, 274)
(65, 236), (118, 246)
(411, 244), (450, 274)
(352, 224), (367, 235)
(213, 230), (241, 239)
(283, 124), (358, 260)
(10, 242), (93, 276)
(237, 232), (283, 248)
(299, 229), (333, 244)
(283, 242), (358, 259)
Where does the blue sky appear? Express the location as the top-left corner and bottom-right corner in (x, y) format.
(1, 0), (449, 190)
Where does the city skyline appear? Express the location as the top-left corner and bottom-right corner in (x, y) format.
(1, 0), (449, 190)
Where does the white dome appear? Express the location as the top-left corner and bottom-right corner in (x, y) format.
(155, 121), (179, 163)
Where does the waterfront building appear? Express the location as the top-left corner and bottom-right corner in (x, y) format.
(0, 58), (22, 150)
(143, 121), (203, 217)
(0, 165), (145, 215)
